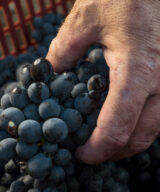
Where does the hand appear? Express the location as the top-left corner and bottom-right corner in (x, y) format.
(46, 0), (160, 164)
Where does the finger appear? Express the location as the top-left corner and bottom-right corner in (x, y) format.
(75, 51), (151, 164)
(46, 0), (101, 73)
(109, 94), (160, 161)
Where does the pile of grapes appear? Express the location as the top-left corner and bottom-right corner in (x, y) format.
(0, 13), (160, 192)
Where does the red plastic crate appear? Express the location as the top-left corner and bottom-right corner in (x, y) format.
(0, 0), (74, 59)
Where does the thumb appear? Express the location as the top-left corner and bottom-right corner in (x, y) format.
(46, 1), (101, 73)
(75, 51), (150, 164)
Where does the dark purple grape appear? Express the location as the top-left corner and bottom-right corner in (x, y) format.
(76, 61), (96, 83)
(27, 82), (49, 104)
(9, 87), (29, 109)
(28, 153), (52, 179)
(18, 63), (33, 88)
(74, 93), (97, 115)
(30, 58), (53, 83)
(87, 74), (108, 92)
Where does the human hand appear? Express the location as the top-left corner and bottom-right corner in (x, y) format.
(46, 0), (160, 164)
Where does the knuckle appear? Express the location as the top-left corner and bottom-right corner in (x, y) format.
(108, 133), (129, 148)
(97, 124), (130, 155)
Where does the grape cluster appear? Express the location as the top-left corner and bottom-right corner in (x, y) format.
(0, 52), (129, 192)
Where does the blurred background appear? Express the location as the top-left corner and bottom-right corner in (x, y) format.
(0, 0), (74, 59)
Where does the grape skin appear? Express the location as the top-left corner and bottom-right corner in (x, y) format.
(42, 118), (68, 144)
(28, 82), (49, 104)
(28, 153), (52, 179)
(60, 108), (83, 133)
(0, 107), (25, 131)
(0, 138), (17, 165)
(18, 120), (42, 143)
(38, 98), (61, 120)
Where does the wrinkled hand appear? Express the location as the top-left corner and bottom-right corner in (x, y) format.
(46, 0), (160, 164)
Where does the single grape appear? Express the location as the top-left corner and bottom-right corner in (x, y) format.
(10, 180), (26, 192)
(54, 149), (72, 166)
(30, 58), (53, 83)
(18, 63), (33, 88)
(32, 30), (42, 42)
(87, 74), (108, 92)
(38, 98), (61, 120)
(60, 108), (83, 133)
(42, 118), (68, 143)
(16, 141), (38, 160)
(33, 17), (43, 28)
(42, 23), (55, 35)
(0, 138), (17, 164)
(88, 48), (109, 79)
(1, 93), (12, 109)
(18, 120), (41, 143)
(49, 165), (65, 183)
(9, 87), (29, 109)
(28, 153), (52, 179)
(28, 82), (50, 104)
(62, 72), (79, 84)
(0, 107), (25, 131)
(23, 104), (40, 121)
(16, 63), (30, 81)
(74, 93), (97, 115)
(76, 60), (96, 83)
(71, 83), (88, 98)
(49, 74), (74, 102)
